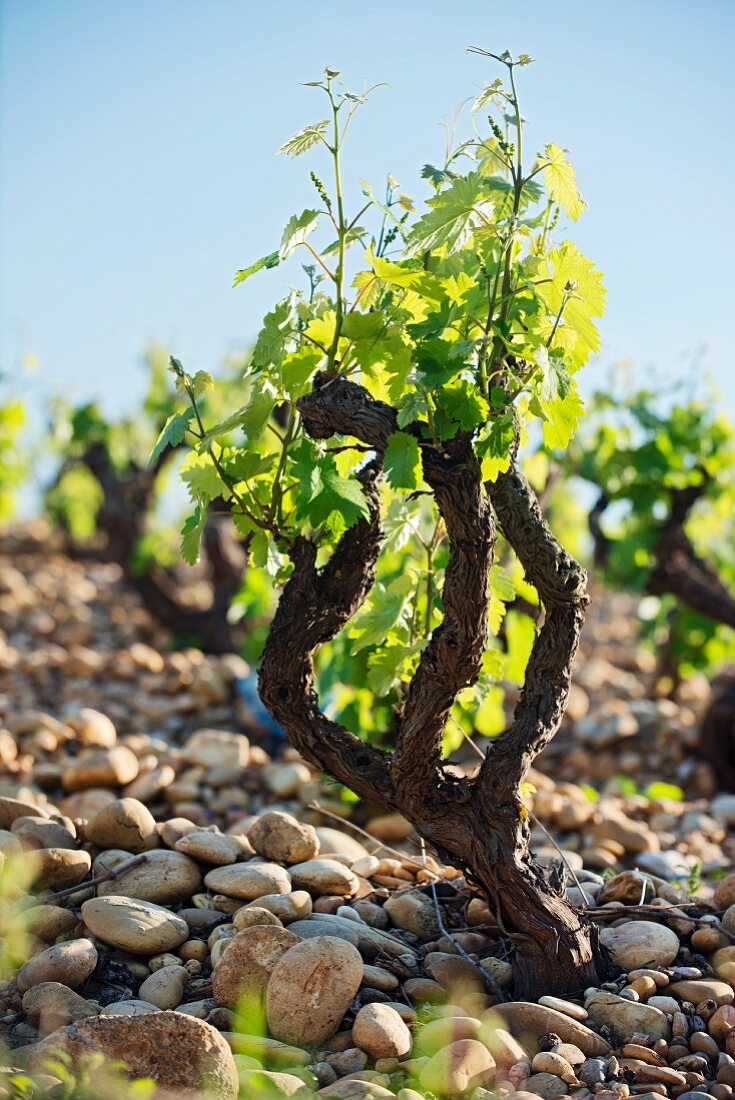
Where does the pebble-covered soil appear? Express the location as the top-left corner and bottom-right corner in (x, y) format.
(2, 522), (735, 1100)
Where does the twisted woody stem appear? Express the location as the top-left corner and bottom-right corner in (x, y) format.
(258, 458), (395, 806)
(257, 373), (608, 996)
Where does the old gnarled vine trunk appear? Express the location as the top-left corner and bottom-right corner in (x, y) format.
(259, 374), (609, 999)
(73, 443), (245, 653)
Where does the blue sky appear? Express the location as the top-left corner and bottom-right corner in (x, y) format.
(2, 0), (734, 419)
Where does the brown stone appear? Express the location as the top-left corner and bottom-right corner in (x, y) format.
(28, 1012), (238, 1098)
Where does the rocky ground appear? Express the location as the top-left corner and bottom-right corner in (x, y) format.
(1, 522), (735, 1100)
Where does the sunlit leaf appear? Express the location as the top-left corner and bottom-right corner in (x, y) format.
(277, 120), (330, 157)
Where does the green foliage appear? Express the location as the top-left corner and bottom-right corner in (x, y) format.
(564, 374), (735, 683)
(164, 56), (604, 749)
(0, 399), (28, 524)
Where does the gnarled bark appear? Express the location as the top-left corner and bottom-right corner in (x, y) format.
(66, 443), (246, 653)
(392, 434), (494, 793)
(259, 460), (394, 805)
(589, 480), (735, 630)
(648, 524), (735, 629)
(699, 676), (735, 792)
(259, 376), (610, 997)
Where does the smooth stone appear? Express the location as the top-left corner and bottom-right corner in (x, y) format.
(81, 896), (188, 954)
(12, 817), (77, 850)
(248, 812), (319, 864)
(16, 938), (98, 994)
(28, 1011), (238, 1098)
(314, 828), (370, 862)
(176, 829), (242, 865)
(532, 1052), (576, 1082)
(668, 979), (734, 1005)
(237, 1069), (311, 1097)
(524, 1071), (569, 1097)
(240, 891), (312, 924)
(22, 982), (100, 1035)
(0, 797), (50, 828)
(204, 862), (291, 900)
(289, 859), (359, 898)
(361, 965), (399, 993)
(138, 964), (189, 1009)
(96, 848), (202, 905)
(69, 708), (117, 747)
(419, 1039), (496, 1096)
(26, 904), (79, 942)
(316, 1081), (394, 1099)
(352, 1003), (412, 1059)
(224, 1032), (311, 1067)
(212, 926), (301, 1007)
(266, 935), (364, 1046)
(599, 921), (679, 970)
(287, 918), (361, 948)
(597, 870), (654, 906)
(537, 996), (588, 1021)
(29, 847), (91, 890)
(232, 906), (283, 931)
(62, 747), (139, 791)
(416, 1016), (483, 1055)
(102, 1000), (162, 1016)
(184, 729), (249, 769)
(584, 990), (671, 1041)
(383, 890), (440, 939)
(85, 798), (159, 853)
(159, 817), (198, 848)
(264, 762), (311, 799)
(492, 1002), (612, 1056)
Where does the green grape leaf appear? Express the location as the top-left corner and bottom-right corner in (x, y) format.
(382, 495), (417, 552)
(384, 430), (421, 490)
(405, 172), (494, 256)
(279, 209), (320, 260)
(367, 247), (444, 303)
(476, 413), (515, 481)
(308, 471), (370, 528)
(534, 346), (572, 402)
(181, 504), (206, 566)
(541, 385), (585, 449)
(281, 346), (321, 397)
(532, 242), (606, 368)
(505, 609), (537, 685)
(472, 78), (504, 113)
(249, 530), (287, 577)
(420, 164), (460, 191)
(149, 408), (194, 466)
(239, 381), (277, 440)
(191, 370), (214, 397)
(225, 449), (277, 482)
(481, 645), (506, 680)
(366, 642), (420, 696)
(487, 564), (516, 634)
(340, 311), (386, 340)
(298, 454), (371, 531)
(396, 389), (430, 428)
(199, 404), (253, 446)
(180, 450), (227, 502)
(252, 298), (293, 369)
(233, 252), (280, 287)
(277, 120), (330, 157)
(438, 381), (490, 432)
(541, 143), (586, 222)
(348, 575), (414, 653)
